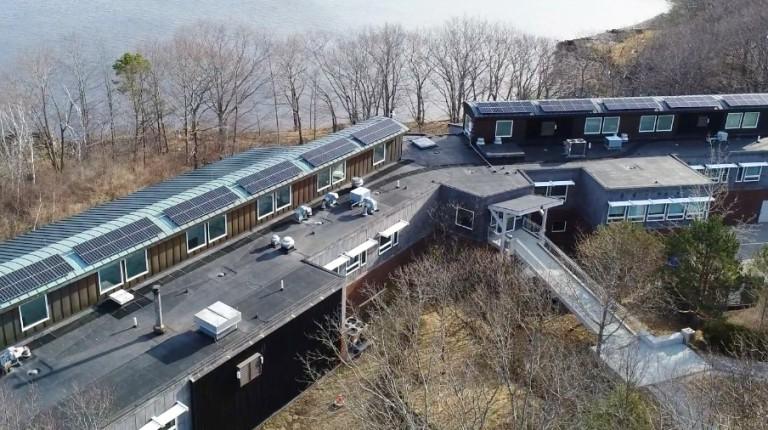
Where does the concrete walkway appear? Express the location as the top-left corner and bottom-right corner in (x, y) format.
(506, 230), (709, 387)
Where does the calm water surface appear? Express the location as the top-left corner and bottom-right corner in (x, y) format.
(1, 0), (668, 68)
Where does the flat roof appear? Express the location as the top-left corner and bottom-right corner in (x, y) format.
(579, 156), (711, 190)
(490, 195), (563, 215)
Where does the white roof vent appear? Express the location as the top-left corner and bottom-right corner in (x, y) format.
(194, 301), (242, 341)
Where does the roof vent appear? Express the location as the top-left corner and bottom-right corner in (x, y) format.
(194, 301), (242, 341)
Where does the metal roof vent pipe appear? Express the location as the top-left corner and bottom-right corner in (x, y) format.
(153, 285), (166, 335)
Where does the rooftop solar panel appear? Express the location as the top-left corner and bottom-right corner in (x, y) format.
(602, 97), (661, 111)
(301, 138), (358, 167)
(721, 94), (768, 108)
(351, 118), (404, 145)
(664, 95), (721, 109)
(475, 101), (536, 115)
(0, 255), (73, 303)
(73, 218), (163, 265)
(164, 187), (240, 226)
(237, 161), (303, 195)
(538, 99), (596, 113)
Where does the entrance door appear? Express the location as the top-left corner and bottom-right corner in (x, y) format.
(759, 201), (768, 223)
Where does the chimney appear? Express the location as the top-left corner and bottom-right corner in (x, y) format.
(153, 285), (165, 334)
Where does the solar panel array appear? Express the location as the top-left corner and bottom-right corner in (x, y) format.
(475, 101), (536, 115)
(164, 187), (240, 226)
(301, 138), (358, 167)
(237, 161), (303, 195)
(664, 95), (721, 109)
(602, 97), (660, 111)
(351, 118), (404, 145)
(538, 99), (596, 113)
(0, 255), (73, 302)
(73, 218), (163, 265)
(721, 94), (768, 108)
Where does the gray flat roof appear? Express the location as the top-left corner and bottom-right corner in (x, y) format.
(490, 194), (564, 215)
(579, 156), (711, 190)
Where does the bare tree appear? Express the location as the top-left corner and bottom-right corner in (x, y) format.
(274, 35), (309, 144)
(55, 384), (115, 430)
(404, 32), (433, 129)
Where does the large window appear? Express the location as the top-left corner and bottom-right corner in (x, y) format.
(373, 143), (386, 166)
(317, 168), (331, 191)
(655, 115), (674, 132)
(346, 251), (367, 274)
(646, 204), (666, 222)
(639, 116), (657, 133)
(743, 166), (762, 182)
(495, 120), (513, 138)
(379, 231), (400, 255)
(707, 167), (730, 183)
(607, 206), (627, 223)
(602, 116), (620, 134)
(275, 185), (291, 210)
(19, 295), (50, 331)
(726, 112), (744, 129)
(98, 261), (123, 294)
(686, 202), (707, 220)
(257, 194), (274, 219)
(207, 214), (227, 242)
(331, 161), (346, 185)
(666, 203), (685, 220)
(186, 223), (207, 253)
(455, 207), (475, 230)
(627, 205), (646, 222)
(584, 117), (603, 135)
(728, 112), (760, 129)
(742, 112), (760, 129)
(124, 250), (149, 281)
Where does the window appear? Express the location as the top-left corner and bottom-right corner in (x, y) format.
(548, 185), (568, 199)
(19, 295), (50, 331)
(275, 185), (291, 210)
(317, 168), (331, 191)
(346, 251), (367, 274)
(584, 117), (603, 135)
(607, 206), (627, 222)
(602, 117), (620, 134)
(639, 115), (657, 133)
(373, 143), (386, 166)
(207, 214), (227, 242)
(124, 250), (149, 281)
(455, 207), (475, 230)
(463, 114), (473, 135)
(646, 203), (667, 222)
(627, 205), (646, 222)
(257, 194), (274, 219)
(743, 166), (762, 182)
(666, 203), (685, 220)
(655, 115), (674, 132)
(534, 186), (547, 196)
(186, 223), (207, 253)
(726, 113), (743, 130)
(551, 221), (567, 233)
(707, 167), (729, 183)
(686, 202), (707, 220)
(743, 112), (760, 129)
(159, 419), (178, 430)
(378, 231), (399, 255)
(495, 120), (513, 138)
(98, 261), (123, 294)
(331, 161), (346, 185)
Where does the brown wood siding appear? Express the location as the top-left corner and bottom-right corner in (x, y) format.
(348, 150), (373, 178)
(0, 272), (99, 348)
(227, 202), (257, 238)
(149, 233), (188, 274)
(292, 176), (319, 208)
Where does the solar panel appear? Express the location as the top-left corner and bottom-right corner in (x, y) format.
(602, 97), (661, 111)
(0, 255), (73, 303)
(351, 118), (404, 146)
(164, 187), (239, 226)
(664, 95), (721, 109)
(538, 99), (596, 113)
(301, 138), (358, 167)
(73, 218), (163, 265)
(721, 94), (768, 108)
(237, 161), (303, 195)
(475, 101), (536, 115)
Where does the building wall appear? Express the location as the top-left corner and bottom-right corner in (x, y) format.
(439, 185), (534, 242)
(107, 380), (192, 430)
(0, 138), (403, 349)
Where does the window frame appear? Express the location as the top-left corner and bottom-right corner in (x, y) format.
(455, 207), (475, 231)
(345, 251), (367, 274)
(666, 203), (686, 221)
(607, 205), (627, 223)
(639, 115), (657, 133)
(378, 231), (400, 255)
(742, 112), (760, 129)
(98, 260), (124, 294)
(548, 185), (568, 200)
(19, 295), (50, 332)
(584, 117), (603, 135)
(743, 166), (762, 182)
(207, 214), (228, 243)
(124, 249), (149, 282)
(601, 116), (620, 135)
(725, 112), (744, 130)
(495, 120), (513, 138)
(186, 223), (207, 253)
(275, 185), (292, 211)
(627, 205), (647, 222)
(685, 202), (707, 220)
(257, 193), (275, 220)
(316, 168), (331, 192)
(372, 143), (386, 166)
(331, 161), (346, 185)
(655, 115), (675, 132)
(551, 221), (567, 233)
(646, 203), (667, 222)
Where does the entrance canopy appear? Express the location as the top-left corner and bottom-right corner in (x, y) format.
(488, 194), (564, 217)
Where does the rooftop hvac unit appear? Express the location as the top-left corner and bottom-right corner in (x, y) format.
(322, 192), (339, 209)
(0, 346), (31, 375)
(270, 234), (281, 248)
(361, 197), (378, 216)
(281, 236), (295, 252)
(717, 131), (729, 143)
(410, 137), (437, 150)
(294, 205), (313, 222)
(194, 301), (242, 341)
(350, 187), (371, 207)
(351, 176), (364, 188)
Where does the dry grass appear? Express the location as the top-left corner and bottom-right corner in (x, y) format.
(726, 300), (768, 332)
